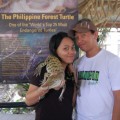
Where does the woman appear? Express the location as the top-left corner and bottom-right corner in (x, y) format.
(25, 32), (77, 120)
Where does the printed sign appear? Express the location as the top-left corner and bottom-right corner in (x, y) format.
(0, 0), (78, 83)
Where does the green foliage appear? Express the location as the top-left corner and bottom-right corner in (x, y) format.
(2, 107), (34, 114)
(16, 83), (29, 97)
(98, 28), (110, 45)
(16, 83), (29, 91)
(1, 83), (32, 114)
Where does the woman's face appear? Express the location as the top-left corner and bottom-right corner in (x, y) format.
(56, 37), (76, 65)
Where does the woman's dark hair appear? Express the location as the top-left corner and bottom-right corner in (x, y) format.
(49, 32), (74, 61)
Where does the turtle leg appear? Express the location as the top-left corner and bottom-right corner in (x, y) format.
(58, 84), (66, 101)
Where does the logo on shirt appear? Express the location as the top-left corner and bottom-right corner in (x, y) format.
(78, 71), (99, 85)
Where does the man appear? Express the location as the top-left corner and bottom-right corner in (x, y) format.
(71, 18), (120, 120)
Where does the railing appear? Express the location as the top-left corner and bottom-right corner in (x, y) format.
(0, 102), (28, 108)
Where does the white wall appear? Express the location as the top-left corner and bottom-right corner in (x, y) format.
(102, 28), (120, 57)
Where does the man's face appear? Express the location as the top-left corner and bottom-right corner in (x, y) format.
(75, 31), (97, 52)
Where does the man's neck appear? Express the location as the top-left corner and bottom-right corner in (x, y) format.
(86, 47), (101, 58)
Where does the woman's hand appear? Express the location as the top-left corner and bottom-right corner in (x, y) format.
(37, 84), (49, 98)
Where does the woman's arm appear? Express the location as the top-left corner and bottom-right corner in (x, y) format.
(25, 84), (49, 106)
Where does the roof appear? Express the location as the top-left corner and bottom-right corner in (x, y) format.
(78, 0), (120, 29)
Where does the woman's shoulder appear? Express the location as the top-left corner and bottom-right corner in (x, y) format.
(30, 64), (47, 86)
(34, 61), (47, 76)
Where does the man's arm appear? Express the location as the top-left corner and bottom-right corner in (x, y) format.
(112, 90), (120, 120)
